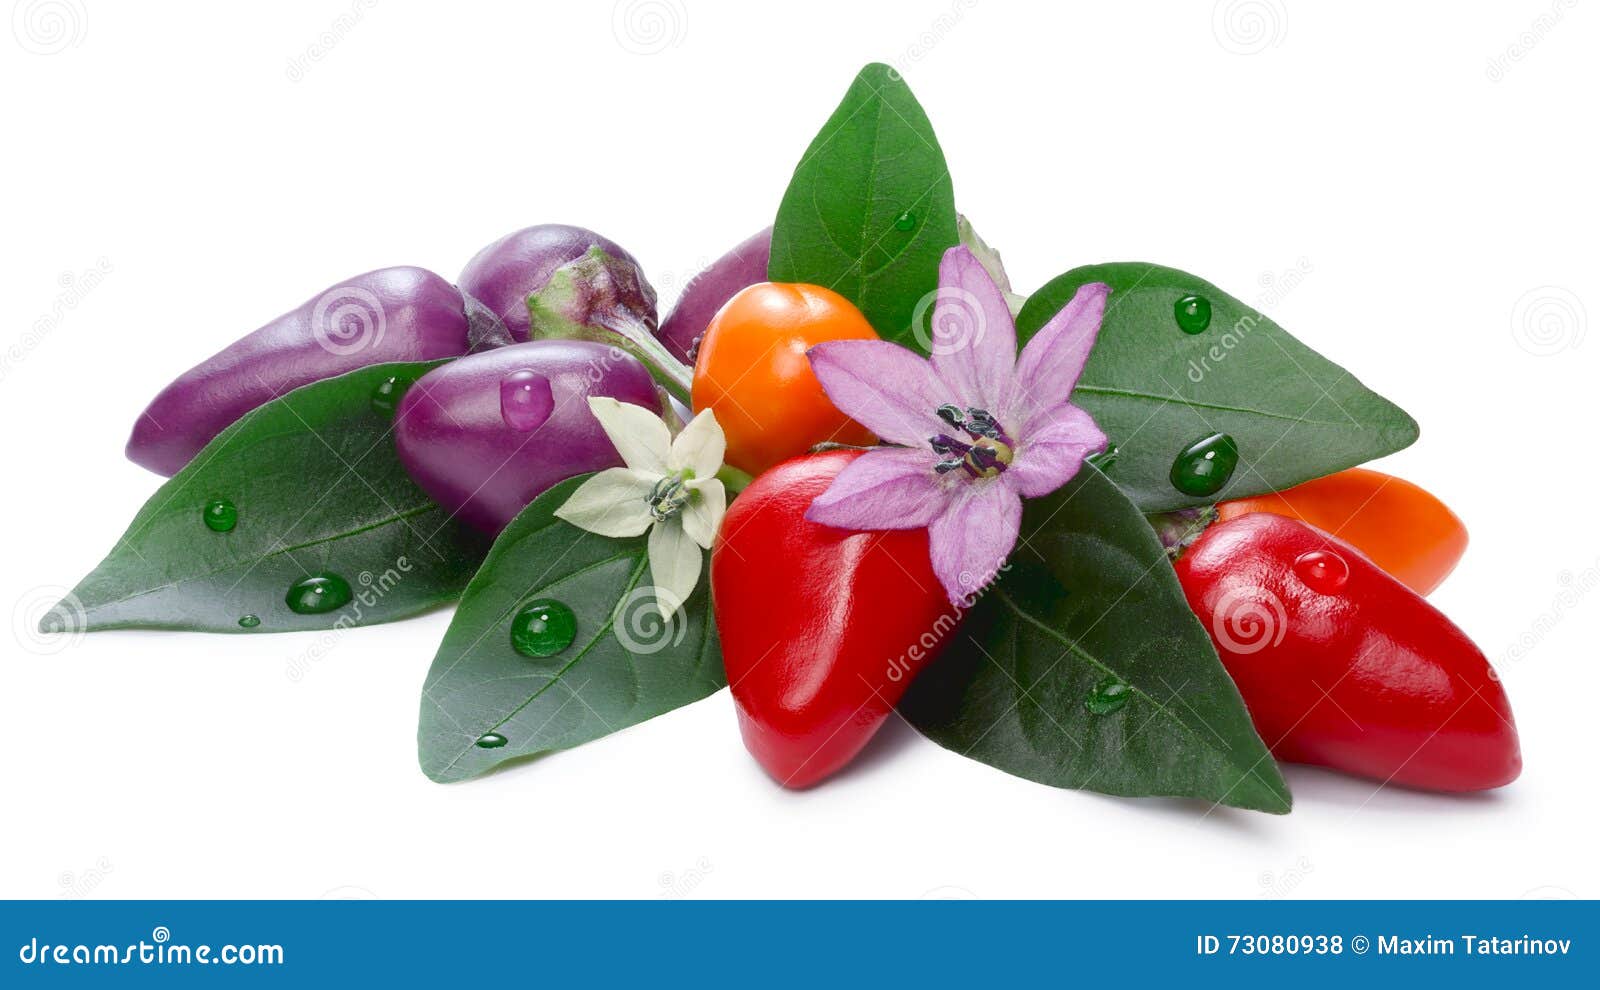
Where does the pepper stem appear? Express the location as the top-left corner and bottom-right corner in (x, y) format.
(592, 311), (695, 400)
(525, 246), (694, 402)
(716, 464), (753, 495)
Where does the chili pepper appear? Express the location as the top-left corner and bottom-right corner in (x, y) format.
(126, 266), (491, 476)
(1216, 467), (1467, 595)
(1173, 512), (1519, 792)
(711, 450), (951, 788)
(691, 283), (878, 476)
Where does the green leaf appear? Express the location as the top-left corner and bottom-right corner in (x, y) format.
(769, 62), (958, 349)
(58, 362), (489, 633)
(1017, 263), (1419, 512)
(418, 475), (725, 782)
(900, 465), (1291, 814)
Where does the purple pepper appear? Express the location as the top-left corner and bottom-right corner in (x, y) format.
(126, 266), (496, 477)
(394, 339), (663, 535)
(458, 224), (649, 342)
(656, 226), (772, 364)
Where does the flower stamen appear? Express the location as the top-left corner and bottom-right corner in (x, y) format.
(647, 474), (691, 521)
(930, 405), (1013, 479)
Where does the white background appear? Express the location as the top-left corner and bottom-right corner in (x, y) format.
(2, 1), (1596, 900)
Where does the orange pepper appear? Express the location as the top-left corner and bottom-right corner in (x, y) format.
(691, 282), (878, 476)
(1216, 467), (1467, 595)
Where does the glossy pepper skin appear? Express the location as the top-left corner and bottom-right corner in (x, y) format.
(656, 226), (771, 364)
(126, 266), (490, 476)
(712, 450), (951, 788)
(1174, 513), (1519, 792)
(1217, 467), (1468, 595)
(692, 283), (878, 476)
(457, 223), (644, 342)
(394, 340), (663, 534)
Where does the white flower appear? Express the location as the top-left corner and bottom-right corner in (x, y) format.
(554, 397), (728, 618)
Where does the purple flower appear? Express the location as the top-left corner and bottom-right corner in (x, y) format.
(805, 246), (1109, 605)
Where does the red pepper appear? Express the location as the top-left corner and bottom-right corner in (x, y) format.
(711, 450), (951, 788)
(1173, 512), (1520, 791)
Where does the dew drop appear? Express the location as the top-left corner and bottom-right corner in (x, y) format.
(893, 210), (917, 231)
(475, 732), (508, 749)
(1087, 443), (1119, 472)
(284, 573), (353, 615)
(370, 374), (412, 416)
(238, 614), (260, 629)
(510, 599), (577, 658)
(1174, 294), (1212, 334)
(1294, 549), (1350, 594)
(1169, 433), (1238, 497)
(500, 370), (555, 431)
(202, 498), (237, 533)
(1085, 676), (1132, 716)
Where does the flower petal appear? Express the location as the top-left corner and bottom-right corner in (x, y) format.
(1008, 403), (1106, 498)
(554, 468), (658, 537)
(928, 246), (1018, 411)
(587, 396), (670, 474)
(647, 518), (702, 619)
(1007, 282), (1109, 423)
(807, 340), (952, 447)
(928, 480), (1023, 605)
(668, 408), (726, 479)
(805, 447), (948, 531)
(681, 477), (727, 548)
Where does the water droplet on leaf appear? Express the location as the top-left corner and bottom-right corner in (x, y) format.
(202, 498), (237, 532)
(893, 210), (916, 231)
(238, 614), (260, 629)
(1174, 294), (1212, 334)
(1087, 443), (1119, 472)
(1170, 433), (1238, 497)
(370, 374), (412, 416)
(285, 573), (353, 615)
(1085, 676), (1131, 716)
(500, 370), (554, 432)
(475, 732), (508, 749)
(510, 599), (577, 657)
(1294, 549), (1350, 594)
